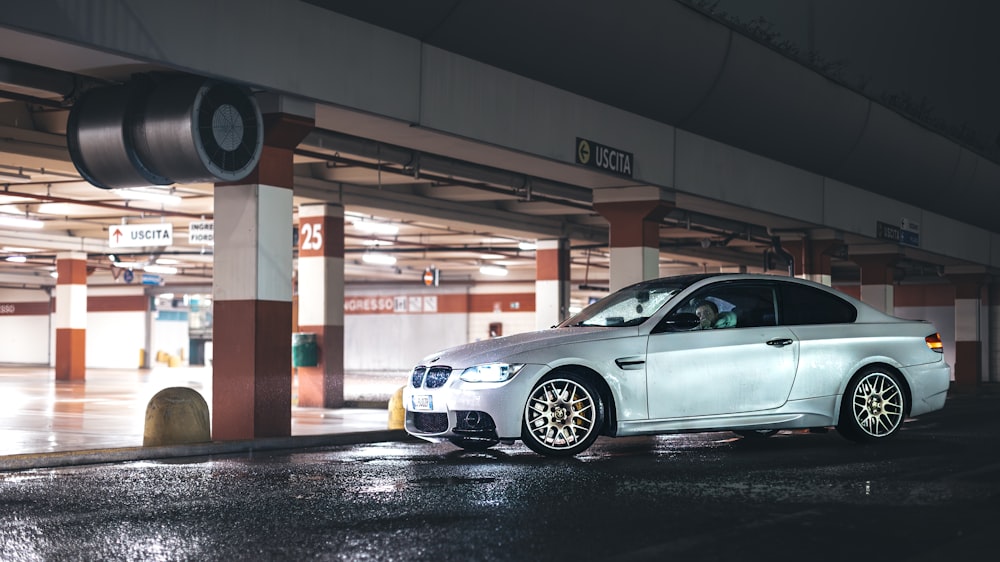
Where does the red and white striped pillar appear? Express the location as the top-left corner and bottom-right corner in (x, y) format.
(54, 251), (87, 381)
(852, 253), (899, 315)
(535, 238), (570, 330)
(949, 271), (987, 392)
(783, 238), (845, 286)
(212, 109), (313, 441)
(296, 202), (345, 408)
(593, 187), (674, 292)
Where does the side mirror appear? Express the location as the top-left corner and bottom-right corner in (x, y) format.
(660, 312), (701, 331)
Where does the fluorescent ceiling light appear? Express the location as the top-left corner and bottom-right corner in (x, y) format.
(361, 252), (397, 265)
(480, 253), (505, 260)
(0, 216), (44, 229)
(5, 256), (27, 263)
(353, 219), (399, 235)
(143, 264), (178, 275)
(1, 246), (41, 253)
(114, 188), (182, 206)
(155, 258), (180, 265)
(479, 264), (509, 277)
(518, 242), (537, 251)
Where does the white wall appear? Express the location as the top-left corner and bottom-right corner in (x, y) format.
(344, 313), (467, 372)
(0, 288), (50, 365)
(88, 311), (146, 368)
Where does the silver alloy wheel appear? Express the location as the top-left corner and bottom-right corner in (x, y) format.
(524, 378), (597, 451)
(851, 371), (905, 437)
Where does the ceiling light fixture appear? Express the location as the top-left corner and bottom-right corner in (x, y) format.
(5, 256), (27, 263)
(143, 264), (178, 275)
(479, 264), (509, 277)
(0, 215), (44, 229)
(114, 188), (182, 206)
(518, 242), (537, 251)
(353, 219), (399, 235)
(361, 252), (397, 266)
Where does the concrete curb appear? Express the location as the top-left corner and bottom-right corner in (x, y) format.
(0, 430), (415, 472)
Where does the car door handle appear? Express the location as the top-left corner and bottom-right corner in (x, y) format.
(615, 356), (646, 370)
(766, 338), (793, 347)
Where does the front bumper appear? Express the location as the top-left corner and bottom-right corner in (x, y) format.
(403, 364), (546, 441)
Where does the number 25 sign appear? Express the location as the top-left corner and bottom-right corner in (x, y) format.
(300, 222), (323, 252)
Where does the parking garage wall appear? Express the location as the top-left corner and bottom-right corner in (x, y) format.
(343, 283), (535, 372)
(0, 288), (51, 365)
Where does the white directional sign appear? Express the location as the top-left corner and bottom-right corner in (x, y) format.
(108, 223), (174, 248)
(188, 221), (214, 245)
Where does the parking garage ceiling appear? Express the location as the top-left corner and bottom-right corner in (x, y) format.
(0, 1), (985, 289)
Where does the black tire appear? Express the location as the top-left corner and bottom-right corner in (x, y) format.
(521, 372), (605, 457)
(449, 437), (499, 451)
(837, 366), (908, 443)
(734, 429), (778, 439)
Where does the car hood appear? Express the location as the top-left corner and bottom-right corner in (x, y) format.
(418, 326), (632, 369)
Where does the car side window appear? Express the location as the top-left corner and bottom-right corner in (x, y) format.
(777, 283), (857, 325)
(656, 283), (777, 332)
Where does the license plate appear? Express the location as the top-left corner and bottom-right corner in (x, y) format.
(411, 394), (433, 411)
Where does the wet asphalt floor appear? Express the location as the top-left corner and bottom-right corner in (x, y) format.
(1, 393), (998, 561)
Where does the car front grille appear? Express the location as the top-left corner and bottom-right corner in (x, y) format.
(410, 365), (452, 388)
(413, 412), (449, 433)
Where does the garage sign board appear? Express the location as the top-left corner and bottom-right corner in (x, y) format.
(109, 223), (174, 248)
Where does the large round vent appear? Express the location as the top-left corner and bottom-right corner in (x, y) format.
(67, 76), (264, 189)
(66, 80), (170, 189)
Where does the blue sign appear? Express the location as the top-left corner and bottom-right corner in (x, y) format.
(123, 269), (134, 284)
(142, 274), (163, 286)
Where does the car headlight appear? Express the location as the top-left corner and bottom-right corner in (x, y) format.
(459, 363), (525, 383)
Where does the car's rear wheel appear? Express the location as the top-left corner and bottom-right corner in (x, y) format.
(521, 373), (604, 457)
(837, 366), (907, 442)
(449, 437), (499, 451)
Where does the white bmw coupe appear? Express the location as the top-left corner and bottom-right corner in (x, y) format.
(404, 274), (951, 456)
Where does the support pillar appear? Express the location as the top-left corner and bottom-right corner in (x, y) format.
(594, 187), (674, 292)
(296, 202), (345, 408)
(55, 251), (87, 381)
(783, 238), (845, 286)
(949, 271), (987, 392)
(535, 238), (570, 330)
(212, 101), (314, 440)
(852, 254), (899, 315)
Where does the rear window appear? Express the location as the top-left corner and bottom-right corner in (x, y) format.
(778, 283), (857, 325)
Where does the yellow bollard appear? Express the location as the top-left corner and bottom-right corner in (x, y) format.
(143, 387), (211, 446)
(387, 386), (405, 430)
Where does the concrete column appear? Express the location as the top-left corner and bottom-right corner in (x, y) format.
(535, 238), (570, 330)
(296, 202), (345, 408)
(949, 272), (987, 392)
(593, 187), (674, 292)
(784, 238), (844, 286)
(55, 251), (87, 381)
(212, 105), (314, 440)
(852, 254), (898, 315)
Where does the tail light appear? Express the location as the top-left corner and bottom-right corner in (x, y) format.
(925, 333), (944, 353)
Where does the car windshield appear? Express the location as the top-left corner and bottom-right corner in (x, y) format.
(560, 275), (711, 328)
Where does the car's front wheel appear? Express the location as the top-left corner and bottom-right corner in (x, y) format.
(521, 373), (604, 457)
(837, 366), (907, 442)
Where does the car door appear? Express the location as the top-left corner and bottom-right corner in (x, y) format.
(644, 282), (799, 420)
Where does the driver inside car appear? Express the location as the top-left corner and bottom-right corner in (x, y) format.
(694, 299), (737, 329)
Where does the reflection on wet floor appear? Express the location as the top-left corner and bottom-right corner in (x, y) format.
(0, 366), (405, 456)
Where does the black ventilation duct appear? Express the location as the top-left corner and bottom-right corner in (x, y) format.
(67, 75), (263, 189)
